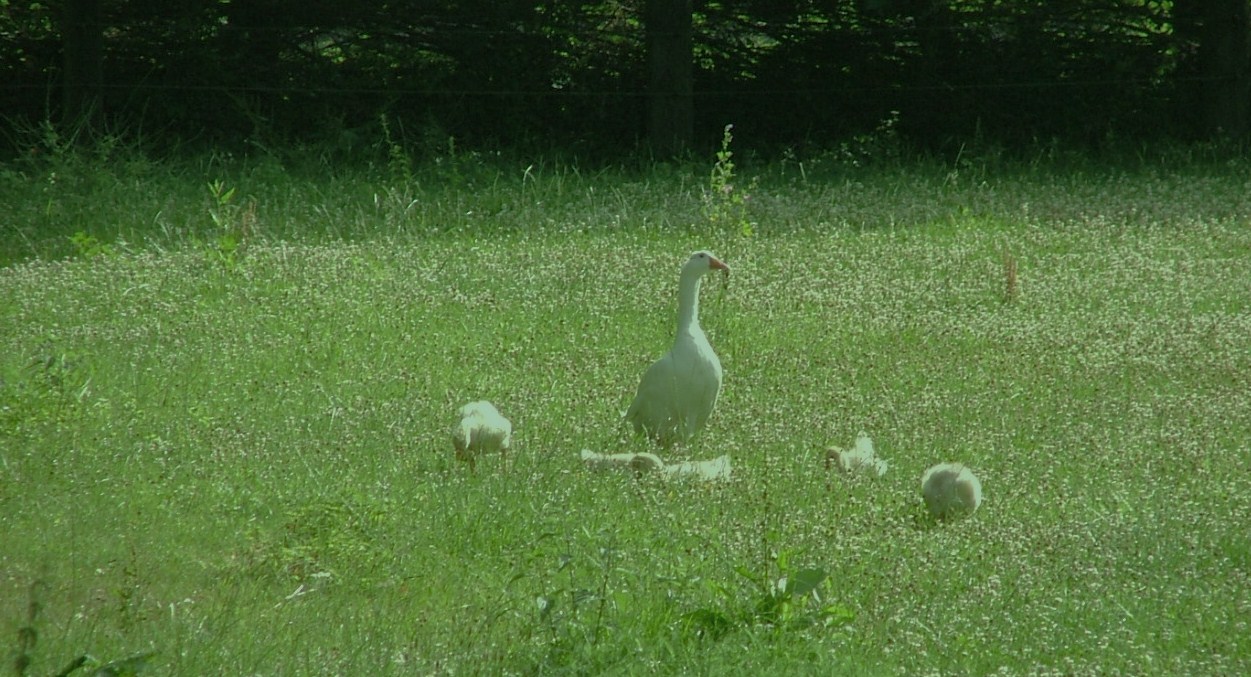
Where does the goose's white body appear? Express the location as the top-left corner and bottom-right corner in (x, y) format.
(452, 400), (512, 469)
(921, 462), (983, 518)
(625, 251), (729, 446)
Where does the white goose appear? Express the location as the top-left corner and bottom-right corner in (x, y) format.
(625, 250), (729, 446)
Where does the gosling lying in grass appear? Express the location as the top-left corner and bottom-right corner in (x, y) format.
(921, 462), (983, 519)
(826, 432), (888, 477)
(579, 450), (732, 481)
(663, 454), (732, 481)
(579, 449), (665, 473)
(452, 400), (512, 470)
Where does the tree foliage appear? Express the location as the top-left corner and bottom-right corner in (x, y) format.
(0, 0), (1240, 155)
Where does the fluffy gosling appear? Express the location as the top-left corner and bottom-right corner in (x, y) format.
(579, 450), (731, 481)
(827, 432), (888, 477)
(452, 400), (512, 470)
(662, 454), (733, 481)
(921, 462), (983, 519)
(580, 449), (665, 473)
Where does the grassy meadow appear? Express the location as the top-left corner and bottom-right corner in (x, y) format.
(2, 143), (1251, 675)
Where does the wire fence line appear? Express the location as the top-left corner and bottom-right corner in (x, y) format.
(2, 73), (1223, 98)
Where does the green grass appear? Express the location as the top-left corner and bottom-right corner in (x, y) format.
(2, 147), (1251, 675)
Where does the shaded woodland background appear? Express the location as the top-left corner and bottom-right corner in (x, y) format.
(1, 0), (1249, 158)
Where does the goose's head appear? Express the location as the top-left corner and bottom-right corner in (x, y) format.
(684, 250), (730, 277)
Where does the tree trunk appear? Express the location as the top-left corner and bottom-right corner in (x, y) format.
(645, 0), (693, 156)
(61, 0), (103, 125)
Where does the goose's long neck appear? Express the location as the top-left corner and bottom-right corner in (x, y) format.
(676, 268), (703, 334)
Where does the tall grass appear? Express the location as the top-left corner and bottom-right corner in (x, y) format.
(2, 139), (1250, 674)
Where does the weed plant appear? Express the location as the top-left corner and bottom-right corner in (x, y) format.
(2, 135), (1250, 674)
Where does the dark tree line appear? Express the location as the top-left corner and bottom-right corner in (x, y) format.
(1, 0), (1248, 157)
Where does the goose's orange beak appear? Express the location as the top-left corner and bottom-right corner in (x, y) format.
(710, 256), (730, 274)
